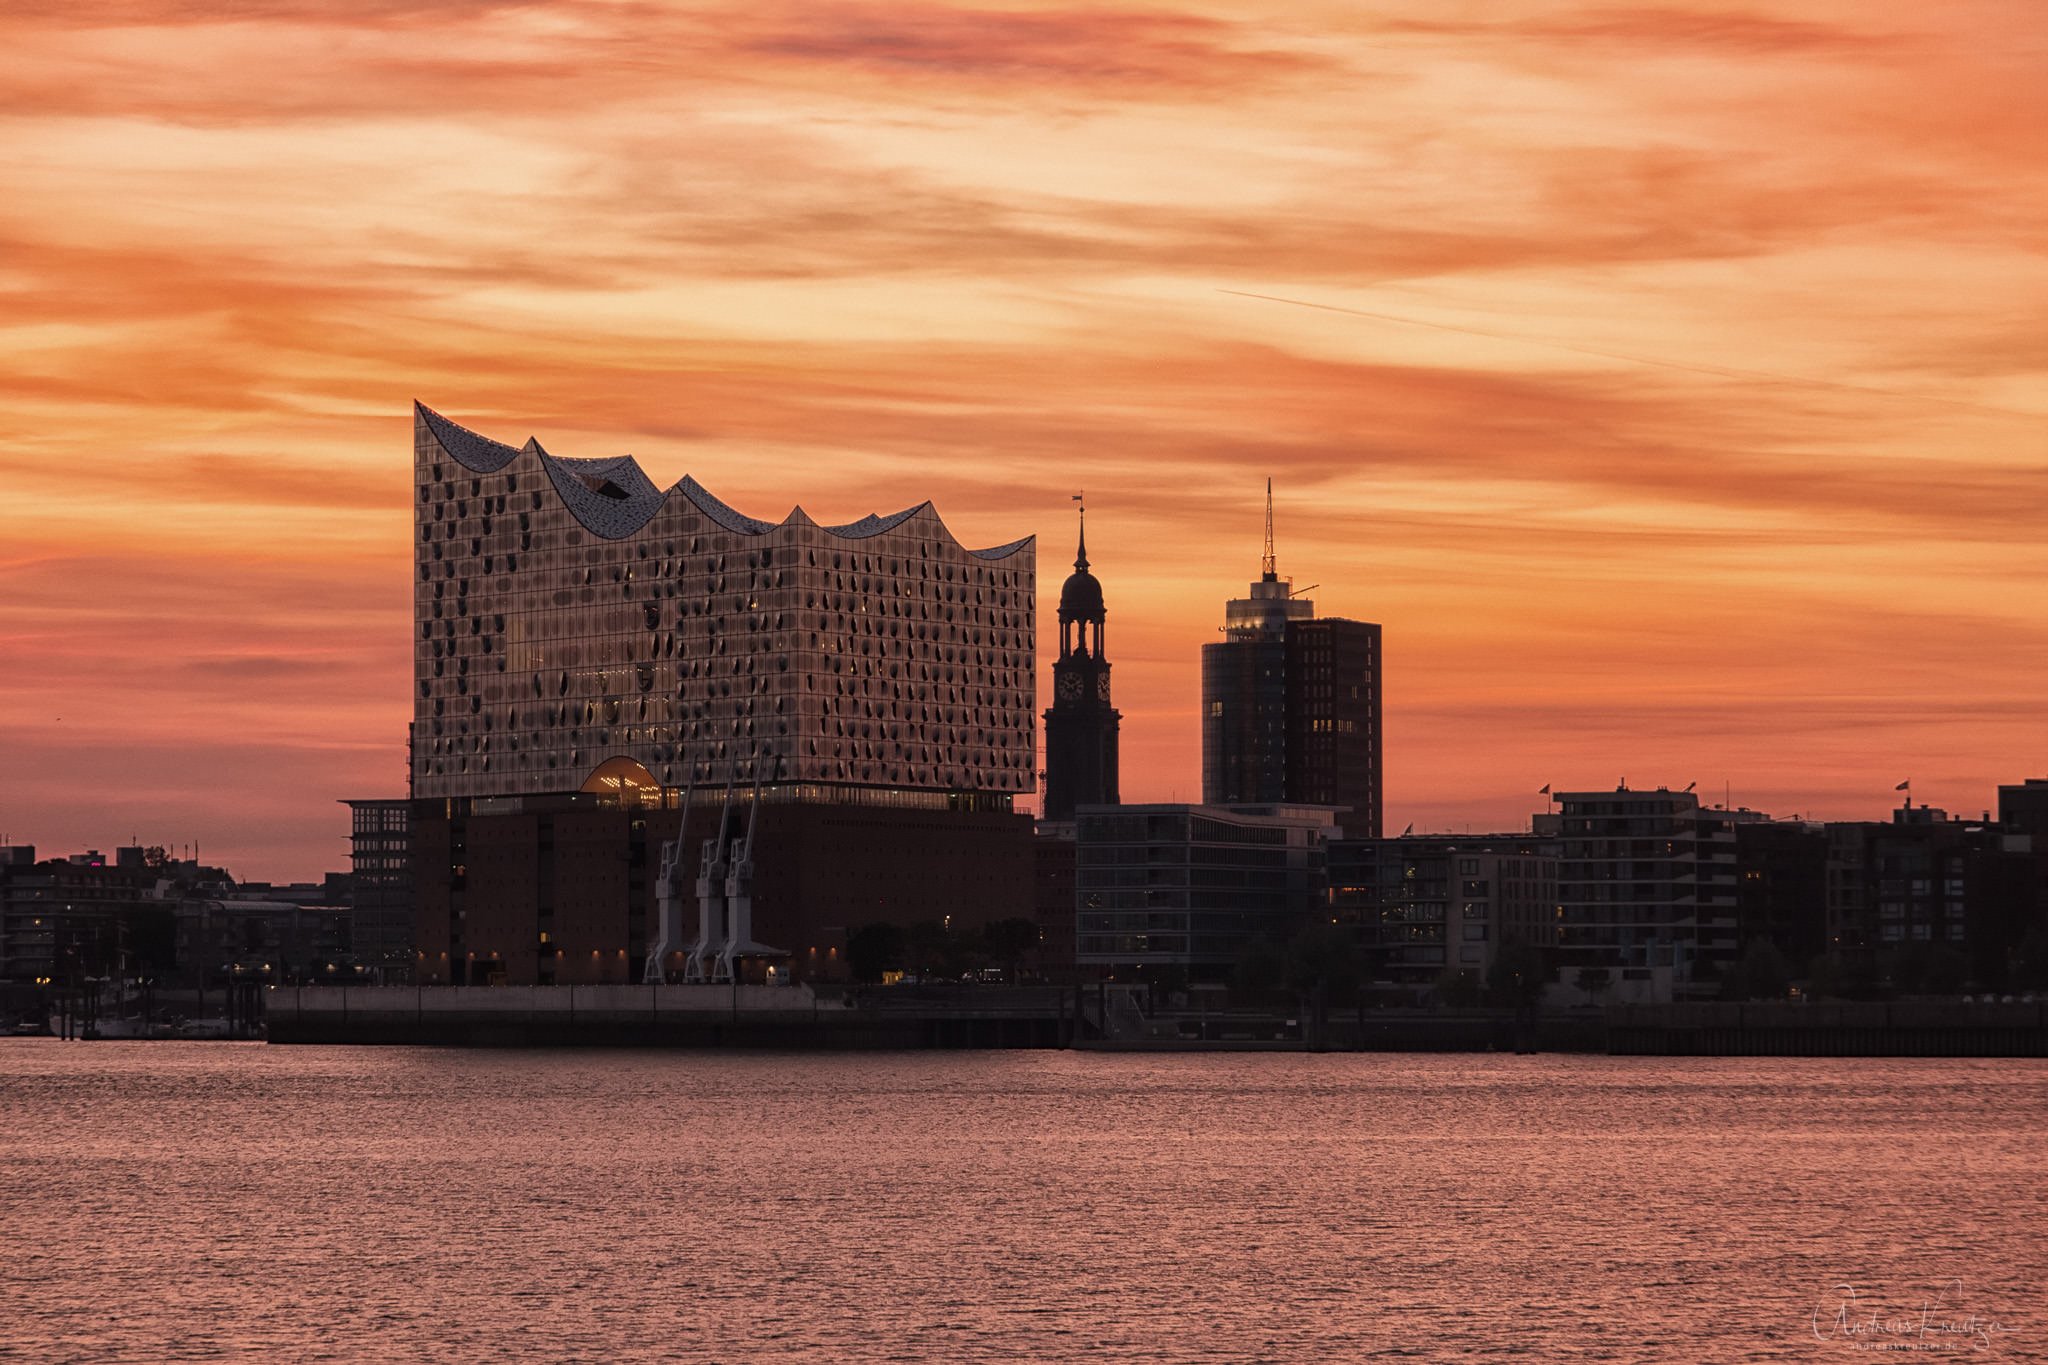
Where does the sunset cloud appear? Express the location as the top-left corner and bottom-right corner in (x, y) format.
(0, 0), (2041, 877)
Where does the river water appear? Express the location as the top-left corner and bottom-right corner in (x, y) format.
(1, 1044), (2041, 1361)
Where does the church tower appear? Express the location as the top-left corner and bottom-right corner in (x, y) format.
(1043, 507), (1121, 822)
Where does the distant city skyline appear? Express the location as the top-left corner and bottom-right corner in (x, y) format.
(2, 3), (2042, 879)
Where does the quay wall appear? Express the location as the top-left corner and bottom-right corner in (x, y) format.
(1605, 1000), (2048, 1057)
(263, 988), (2048, 1054)
(265, 983), (1075, 1049)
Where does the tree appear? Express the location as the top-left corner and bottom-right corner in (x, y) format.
(1886, 945), (1930, 996)
(1231, 937), (1286, 1006)
(845, 922), (904, 983)
(980, 918), (1040, 981)
(2011, 927), (2048, 991)
(1729, 939), (1792, 1001)
(1807, 952), (1847, 1000)
(1808, 951), (1883, 1000)
(1574, 967), (1612, 1001)
(1285, 923), (1364, 1046)
(126, 907), (177, 978)
(1285, 923), (1364, 1003)
(1922, 945), (1970, 996)
(902, 920), (954, 977)
(1486, 938), (1550, 1008)
(1140, 961), (1189, 1011)
(1435, 966), (1483, 1008)
(1881, 944), (1968, 997)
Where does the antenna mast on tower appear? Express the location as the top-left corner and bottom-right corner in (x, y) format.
(1261, 478), (1276, 581)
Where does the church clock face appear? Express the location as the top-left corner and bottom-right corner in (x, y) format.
(1096, 672), (1112, 701)
(1057, 673), (1082, 701)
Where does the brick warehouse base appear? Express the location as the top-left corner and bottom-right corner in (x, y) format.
(414, 798), (1034, 986)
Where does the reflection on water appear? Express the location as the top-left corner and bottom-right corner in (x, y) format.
(2, 1044), (2042, 1361)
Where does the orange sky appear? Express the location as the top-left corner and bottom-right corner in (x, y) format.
(2, 1), (2043, 880)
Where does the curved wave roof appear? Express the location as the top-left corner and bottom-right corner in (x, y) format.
(418, 402), (1029, 558)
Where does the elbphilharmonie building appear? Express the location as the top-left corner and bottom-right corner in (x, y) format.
(413, 403), (1036, 804)
(408, 404), (1038, 985)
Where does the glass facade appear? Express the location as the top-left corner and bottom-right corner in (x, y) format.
(412, 405), (1036, 802)
(1200, 637), (1287, 805)
(1326, 836), (1557, 983)
(1552, 789), (1746, 994)
(343, 798), (414, 972)
(1284, 618), (1382, 838)
(1074, 804), (1330, 971)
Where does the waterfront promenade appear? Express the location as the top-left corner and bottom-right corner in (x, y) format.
(259, 984), (2048, 1055)
(264, 982), (1080, 1049)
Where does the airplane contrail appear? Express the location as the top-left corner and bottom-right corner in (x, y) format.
(1217, 288), (2042, 421)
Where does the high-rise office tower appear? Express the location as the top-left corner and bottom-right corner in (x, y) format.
(1042, 508), (1120, 822)
(1200, 482), (1382, 836)
(1283, 616), (1382, 834)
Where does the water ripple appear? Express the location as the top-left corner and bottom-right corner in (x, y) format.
(1, 1045), (2042, 1361)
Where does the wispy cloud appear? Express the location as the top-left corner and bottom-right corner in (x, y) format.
(1377, 8), (1908, 55)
